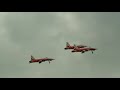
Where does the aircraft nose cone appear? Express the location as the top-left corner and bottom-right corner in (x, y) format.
(50, 58), (54, 60)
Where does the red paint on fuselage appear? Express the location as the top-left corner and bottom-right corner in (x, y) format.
(29, 57), (54, 63)
(64, 45), (87, 50)
(72, 47), (97, 52)
(31, 58), (48, 62)
(64, 46), (74, 49)
(31, 60), (40, 62)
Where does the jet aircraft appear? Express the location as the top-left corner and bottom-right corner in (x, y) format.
(64, 42), (87, 50)
(72, 45), (97, 54)
(29, 55), (55, 64)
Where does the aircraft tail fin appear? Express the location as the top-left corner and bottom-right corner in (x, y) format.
(74, 44), (78, 49)
(31, 55), (35, 60)
(66, 42), (70, 47)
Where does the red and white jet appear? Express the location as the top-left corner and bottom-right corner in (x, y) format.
(71, 45), (97, 54)
(29, 55), (55, 64)
(64, 42), (87, 50)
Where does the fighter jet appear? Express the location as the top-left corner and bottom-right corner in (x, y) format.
(29, 55), (55, 64)
(64, 42), (87, 50)
(71, 45), (97, 54)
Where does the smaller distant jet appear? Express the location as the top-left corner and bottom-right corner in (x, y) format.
(29, 55), (55, 64)
(72, 45), (97, 54)
(64, 42), (87, 50)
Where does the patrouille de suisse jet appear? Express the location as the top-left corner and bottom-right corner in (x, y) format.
(64, 42), (87, 50)
(72, 45), (97, 54)
(29, 55), (55, 64)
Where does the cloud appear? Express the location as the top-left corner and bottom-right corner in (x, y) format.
(0, 12), (94, 78)
(1, 12), (120, 78)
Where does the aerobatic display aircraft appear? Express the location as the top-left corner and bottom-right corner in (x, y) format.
(64, 42), (87, 50)
(29, 55), (55, 64)
(72, 45), (97, 54)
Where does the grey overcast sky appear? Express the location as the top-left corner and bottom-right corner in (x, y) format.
(0, 12), (120, 78)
